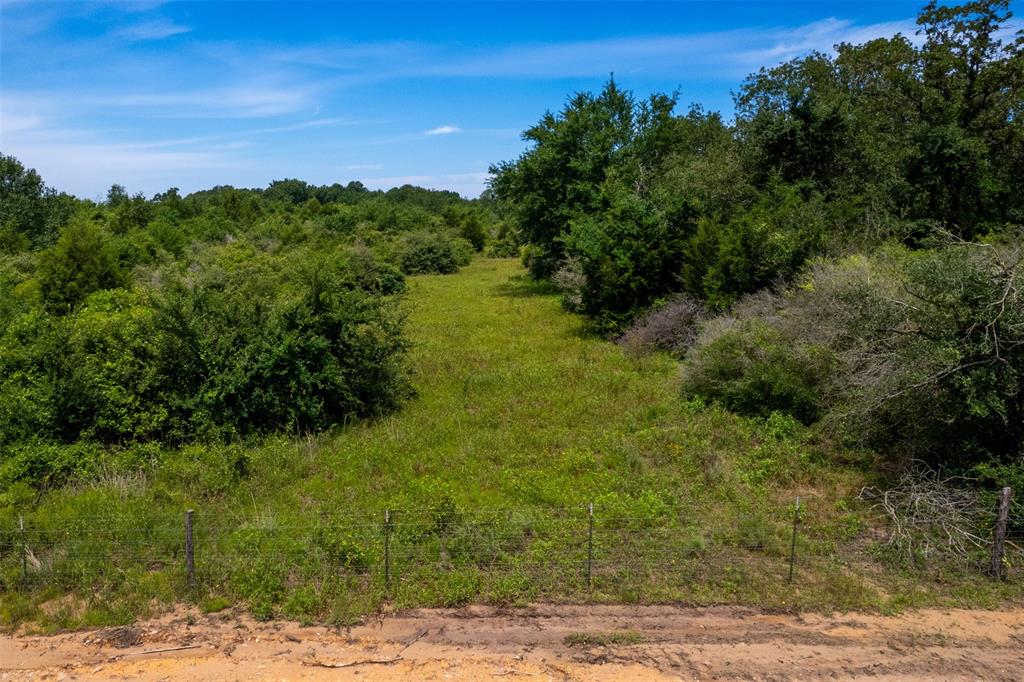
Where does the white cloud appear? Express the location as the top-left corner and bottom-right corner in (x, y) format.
(425, 125), (461, 136)
(115, 19), (191, 42)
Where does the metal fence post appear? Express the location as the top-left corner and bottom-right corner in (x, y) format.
(989, 487), (1013, 579)
(788, 497), (800, 583)
(587, 502), (594, 590)
(185, 509), (195, 590)
(19, 515), (27, 585)
(383, 509), (391, 589)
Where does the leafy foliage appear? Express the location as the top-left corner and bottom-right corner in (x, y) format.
(0, 156), (498, 455)
(680, 240), (1024, 467)
(491, 0), (1023, 475)
(491, 0), (1023, 323)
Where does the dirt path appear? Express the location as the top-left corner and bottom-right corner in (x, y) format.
(2, 604), (1022, 681)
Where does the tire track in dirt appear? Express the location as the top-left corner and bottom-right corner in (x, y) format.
(2, 604), (1022, 680)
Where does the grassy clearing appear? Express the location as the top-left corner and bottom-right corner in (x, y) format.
(1, 258), (1021, 630)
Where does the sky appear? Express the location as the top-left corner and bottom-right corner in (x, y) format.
(1, 0), (1010, 200)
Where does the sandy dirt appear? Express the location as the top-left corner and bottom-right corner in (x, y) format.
(2, 604), (1022, 681)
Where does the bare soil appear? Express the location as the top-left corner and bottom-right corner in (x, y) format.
(2, 604), (1022, 681)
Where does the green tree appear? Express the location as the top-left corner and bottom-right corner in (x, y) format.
(489, 79), (639, 277)
(911, 0), (1024, 233)
(0, 154), (48, 250)
(37, 219), (125, 314)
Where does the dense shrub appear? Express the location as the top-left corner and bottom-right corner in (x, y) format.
(149, 248), (411, 439)
(830, 243), (1024, 467)
(680, 184), (828, 307)
(345, 244), (407, 296)
(0, 441), (103, 492)
(397, 231), (472, 275)
(1, 243), (411, 446)
(0, 308), (67, 443)
(617, 295), (707, 358)
(0, 156), (491, 494)
(681, 318), (833, 424)
(485, 222), (523, 258)
(64, 289), (167, 442)
(681, 240), (1024, 468)
(563, 188), (697, 330)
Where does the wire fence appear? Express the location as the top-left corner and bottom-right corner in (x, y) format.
(1, 493), (1020, 605)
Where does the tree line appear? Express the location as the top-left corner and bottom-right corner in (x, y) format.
(0, 158), (507, 489)
(490, 0), (1023, 482)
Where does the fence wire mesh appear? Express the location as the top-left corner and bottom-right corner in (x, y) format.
(2, 499), (1020, 600)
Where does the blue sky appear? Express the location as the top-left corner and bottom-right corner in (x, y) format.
(1, 1), (1008, 199)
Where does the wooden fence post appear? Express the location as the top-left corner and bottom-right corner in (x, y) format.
(989, 487), (1012, 579)
(185, 509), (195, 590)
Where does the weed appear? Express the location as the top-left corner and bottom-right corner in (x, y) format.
(564, 631), (647, 647)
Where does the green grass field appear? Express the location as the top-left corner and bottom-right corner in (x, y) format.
(2, 258), (1020, 630)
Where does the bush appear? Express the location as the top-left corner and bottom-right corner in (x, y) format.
(0, 441), (103, 491)
(150, 248), (411, 438)
(1, 244), (412, 446)
(680, 183), (827, 308)
(346, 244), (406, 296)
(485, 222), (522, 257)
(684, 239), (1024, 469)
(0, 307), (66, 443)
(831, 243), (1024, 467)
(562, 188), (696, 331)
(397, 231), (467, 274)
(681, 318), (833, 424)
(552, 256), (586, 312)
(64, 289), (168, 442)
(618, 295), (707, 358)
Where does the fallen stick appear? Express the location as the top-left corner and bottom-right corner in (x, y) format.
(299, 627), (430, 668)
(301, 655), (401, 669)
(125, 644), (201, 656)
(401, 628), (429, 650)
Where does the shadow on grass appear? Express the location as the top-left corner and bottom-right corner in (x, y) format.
(494, 274), (560, 299)
(495, 274), (613, 343)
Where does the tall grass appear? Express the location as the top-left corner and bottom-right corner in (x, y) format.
(1, 259), (1020, 630)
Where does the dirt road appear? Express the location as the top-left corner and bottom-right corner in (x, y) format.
(2, 604), (1022, 680)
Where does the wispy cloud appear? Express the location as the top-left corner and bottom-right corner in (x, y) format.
(346, 163), (383, 171)
(222, 16), (921, 87)
(106, 83), (320, 118)
(737, 18), (920, 66)
(115, 19), (191, 42)
(417, 17), (920, 80)
(425, 125), (461, 136)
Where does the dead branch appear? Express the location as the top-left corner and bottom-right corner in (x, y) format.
(301, 655), (402, 669)
(125, 644), (202, 656)
(299, 628), (429, 669)
(859, 464), (989, 562)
